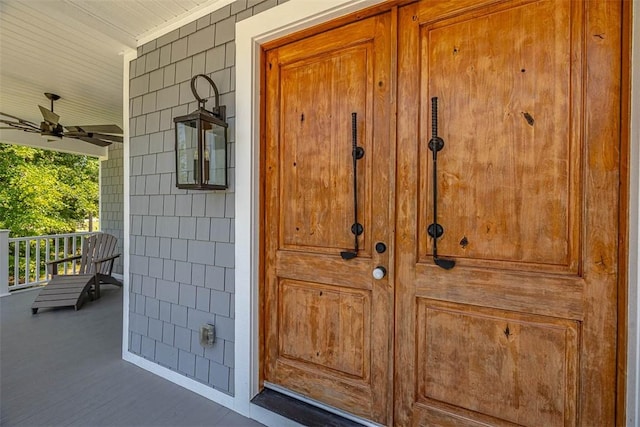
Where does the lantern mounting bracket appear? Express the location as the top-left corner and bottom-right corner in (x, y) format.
(190, 74), (226, 122)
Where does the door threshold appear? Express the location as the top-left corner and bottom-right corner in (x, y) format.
(252, 383), (383, 427)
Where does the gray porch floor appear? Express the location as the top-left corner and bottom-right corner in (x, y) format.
(0, 286), (263, 427)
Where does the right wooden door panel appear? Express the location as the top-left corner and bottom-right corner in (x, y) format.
(395, 0), (620, 425)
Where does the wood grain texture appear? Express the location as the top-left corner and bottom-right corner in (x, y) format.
(279, 46), (371, 254)
(412, 266), (585, 320)
(263, 12), (393, 425)
(262, 0), (624, 425)
(278, 279), (369, 378)
(616, 0), (633, 421)
(418, 0), (578, 273)
(579, 0), (622, 422)
(396, 0), (622, 425)
(416, 300), (578, 426)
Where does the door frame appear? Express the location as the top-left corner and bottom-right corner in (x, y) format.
(234, 0), (634, 422)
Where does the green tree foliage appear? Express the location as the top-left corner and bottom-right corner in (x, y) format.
(0, 144), (99, 237)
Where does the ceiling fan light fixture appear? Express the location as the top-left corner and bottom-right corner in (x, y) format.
(40, 121), (63, 134)
(39, 122), (51, 133)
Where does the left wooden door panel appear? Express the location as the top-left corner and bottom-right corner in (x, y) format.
(263, 13), (393, 425)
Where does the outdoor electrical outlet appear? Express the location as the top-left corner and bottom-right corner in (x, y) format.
(200, 324), (215, 347)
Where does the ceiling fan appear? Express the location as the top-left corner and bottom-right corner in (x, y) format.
(0, 92), (123, 147)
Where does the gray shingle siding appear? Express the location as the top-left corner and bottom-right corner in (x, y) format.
(128, 0), (287, 396)
(101, 144), (124, 275)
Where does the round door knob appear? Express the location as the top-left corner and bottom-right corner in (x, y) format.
(372, 266), (387, 280)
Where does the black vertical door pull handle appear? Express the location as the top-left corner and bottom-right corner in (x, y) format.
(427, 97), (455, 270)
(341, 112), (364, 260)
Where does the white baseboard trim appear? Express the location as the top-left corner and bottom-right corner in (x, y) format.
(123, 350), (235, 410)
(122, 350), (303, 426)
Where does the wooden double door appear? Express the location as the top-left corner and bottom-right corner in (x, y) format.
(263, 1), (623, 425)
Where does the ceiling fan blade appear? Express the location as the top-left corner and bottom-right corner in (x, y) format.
(0, 126), (40, 133)
(1, 111), (39, 126)
(38, 105), (60, 125)
(93, 133), (123, 143)
(68, 135), (112, 147)
(0, 119), (40, 131)
(66, 131), (123, 143)
(66, 124), (122, 134)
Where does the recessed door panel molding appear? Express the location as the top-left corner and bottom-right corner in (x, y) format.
(416, 299), (579, 426)
(279, 46), (372, 256)
(277, 279), (370, 379)
(417, 0), (580, 274)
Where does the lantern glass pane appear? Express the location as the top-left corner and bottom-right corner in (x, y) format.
(202, 121), (226, 187)
(176, 120), (199, 185)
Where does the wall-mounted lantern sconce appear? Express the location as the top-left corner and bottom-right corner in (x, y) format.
(174, 74), (228, 190)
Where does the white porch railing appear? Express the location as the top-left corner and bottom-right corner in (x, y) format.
(1, 231), (94, 293)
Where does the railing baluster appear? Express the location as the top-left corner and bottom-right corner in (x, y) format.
(72, 236), (79, 273)
(63, 237), (69, 275)
(6, 232), (93, 291)
(13, 241), (19, 287)
(24, 240), (30, 285)
(45, 238), (51, 280)
(0, 230), (8, 296)
(35, 238), (41, 283)
(54, 237), (59, 261)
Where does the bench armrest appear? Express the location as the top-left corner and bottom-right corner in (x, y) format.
(91, 253), (121, 266)
(47, 255), (82, 275)
(46, 254), (82, 265)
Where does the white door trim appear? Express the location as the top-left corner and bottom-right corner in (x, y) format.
(122, 47), (136, 360)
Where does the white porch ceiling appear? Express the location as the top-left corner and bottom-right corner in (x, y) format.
(0, 0), (228, 155)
